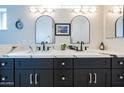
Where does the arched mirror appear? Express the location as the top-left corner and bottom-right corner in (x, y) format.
(35, 15), (55, 44)
(71, 15), (90, 44)
(115, 16), (123, 38)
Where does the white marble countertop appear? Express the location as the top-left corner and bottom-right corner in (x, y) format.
(0, 49), (113, 58)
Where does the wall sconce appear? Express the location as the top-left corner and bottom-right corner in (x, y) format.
(29, 5), (96, 15)
(29, 6), (54, 14)
(29, 7), (37, 13)
(109, 6), (123, 14)
(73, 6), (96, 14)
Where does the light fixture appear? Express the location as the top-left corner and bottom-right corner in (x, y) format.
(88, 6), (96, 13)
(29, 6), (37, 13)
(81, 6), (89, 14)
(73, 6), (96, 14)
(109, 6), (123, 14)
(46, 8), (54, 13)
(29, 5), (96, 15)
(29, 6), (55, 14)
(38, 7), (46, 14)
(73, 8), (81, 13)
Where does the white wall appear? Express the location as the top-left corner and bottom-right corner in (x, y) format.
(0, 5), (103, 50)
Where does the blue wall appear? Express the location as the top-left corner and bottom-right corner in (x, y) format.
(0, 5), (36, 45)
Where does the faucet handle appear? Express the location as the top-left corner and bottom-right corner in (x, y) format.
(85, 46), (89, 50)
(47, 46), (51, 51)
(36, 46), (41, 51)
(45, 41), (48, 44)
(81, 41), (84, 44)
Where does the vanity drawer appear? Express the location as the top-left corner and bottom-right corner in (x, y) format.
(54, 58), (73, 69)
(15, 58), (53, 69)
(112, 58), (124, 68)
(0, 70), (14, 87)
(112, 69), (124, 86)
(0, 59), (14, 69)
(74, 58), (111, 69)
(54, 70), (73, 87)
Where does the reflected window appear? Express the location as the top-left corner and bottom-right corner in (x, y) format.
(0, 8), (7, 30)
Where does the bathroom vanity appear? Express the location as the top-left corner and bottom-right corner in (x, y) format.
(0, 5), (124, 87)
(0, 50), (123, 87)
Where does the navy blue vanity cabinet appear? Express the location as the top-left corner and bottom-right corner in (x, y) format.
(0, 59), (14, 87)
(54, 58), (73, 87)
(74, 58), (111, 87)
(15, 70), (34, 87)
(15, 58), (53, 87)
(112, 57), (124, 86)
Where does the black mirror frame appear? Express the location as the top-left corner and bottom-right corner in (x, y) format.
(35, 15), (55, 44)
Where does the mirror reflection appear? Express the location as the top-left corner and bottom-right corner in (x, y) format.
(115, 16), (123, 37)
(71, 15), (90, 44)
(105, 5), (123, 38)
(35, 16), (55, 44)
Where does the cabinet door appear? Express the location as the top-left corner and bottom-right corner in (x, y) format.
(0, 70), (14, 87)
(54, 70), (73, 87)
(112, 69), (124, 86)
(35, 70), (53, 87)
(91, 69), (111, 87)
(15, 70), (34, 87)
(74, 69), (91, 87)
(74, 69), (111, 87)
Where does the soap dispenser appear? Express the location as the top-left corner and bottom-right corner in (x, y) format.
(99, 42), (105, 50)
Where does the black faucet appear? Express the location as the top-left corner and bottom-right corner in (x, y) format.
(41, 41), (45, 51)
(80, 41), (84, 51)
(29, 45), (33, 53)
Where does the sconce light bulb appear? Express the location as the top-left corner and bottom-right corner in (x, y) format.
(29, 7), (37, 13)
(38, 8), (46, 14)
(81, 8), (88, 14)
(73, 8), (81, 13)
(82, 6), (89, 9)
(47, 8), (54, 13)
(111, 6), (122, 14)
(113, 8), (119, 13)
(88, 7), (96, 13)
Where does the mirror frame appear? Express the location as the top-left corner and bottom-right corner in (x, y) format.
(115, 16), (124, 38)
(35, 15), (55, 44)
(70, 15), (90, 44)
